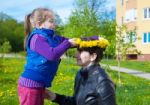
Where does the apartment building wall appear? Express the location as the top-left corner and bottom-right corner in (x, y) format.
(116, 0), (150, 61)
(116, 0), (125, 25)
(136, 0), (150, 60)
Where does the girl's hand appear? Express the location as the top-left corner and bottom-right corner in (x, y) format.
(98, 36), (102, 40)
(68, 38), (78, 47)
(44, 89), (56, 101)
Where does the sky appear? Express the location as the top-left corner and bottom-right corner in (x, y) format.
(0, 0), (116, 23)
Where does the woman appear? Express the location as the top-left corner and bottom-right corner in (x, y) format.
(45, 38), (117, 105)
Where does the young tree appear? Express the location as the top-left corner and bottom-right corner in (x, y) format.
(116, 24), (140, 85)
(116, 25), (126, 85)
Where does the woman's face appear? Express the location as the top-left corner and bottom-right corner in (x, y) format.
(76, 50), (93, 67)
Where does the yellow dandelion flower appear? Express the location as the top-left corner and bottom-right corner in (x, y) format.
(74, 36), (109, 48)
(0, 92), (3, 97)
(74, 38), (81, 44)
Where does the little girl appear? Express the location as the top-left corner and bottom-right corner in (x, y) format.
(18, 7), (99, 105)
(18, 8), (77, 105)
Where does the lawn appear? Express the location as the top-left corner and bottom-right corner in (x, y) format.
(0, 58), (149, 105)
(101, 59), (150, 73)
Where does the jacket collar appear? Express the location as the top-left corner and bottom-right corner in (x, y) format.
(33, 28), (55, 37)
(80, 64), (100, 80)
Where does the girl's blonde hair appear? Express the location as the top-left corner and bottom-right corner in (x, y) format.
(24, 7), (55, 49)
(24, 7), (55, 35)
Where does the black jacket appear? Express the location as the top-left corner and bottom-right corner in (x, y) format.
(53, 64), (117, 105)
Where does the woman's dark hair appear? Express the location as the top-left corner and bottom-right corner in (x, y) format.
(77, 47), (105, 63)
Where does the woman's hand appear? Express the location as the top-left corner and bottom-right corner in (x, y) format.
(44, 89), (56, 101)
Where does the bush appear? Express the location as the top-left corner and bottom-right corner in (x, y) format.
(0, 41), (11, 53)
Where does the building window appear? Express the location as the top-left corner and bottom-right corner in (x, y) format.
(131, 33), (136, 42)
(144, 8), (147, 18)
(125, 9), (137, 22)
(143, 33), (147, 43)
(148, 32), (150, 42)
(143, 8), (150, 19)
(149, 8), (150, 18)
(143, 32), (150, 43)
(125, 31), (136, 43)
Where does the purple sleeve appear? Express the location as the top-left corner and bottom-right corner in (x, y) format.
(55, 35), (68, 42)
(30, 35), (71, 61)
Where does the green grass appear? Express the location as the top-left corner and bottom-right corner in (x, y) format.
(0, 58), (25, 105)
(105, 69), (150, 105)
(101, 59), (150, 73)
(0, 58), (150, 105)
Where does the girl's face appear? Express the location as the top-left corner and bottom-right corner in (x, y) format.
(41, 18), (56, 30)
(76, 50), (96, 67)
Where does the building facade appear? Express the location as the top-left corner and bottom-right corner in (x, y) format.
(116, 0), (150, 61)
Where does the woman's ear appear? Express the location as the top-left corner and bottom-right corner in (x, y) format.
(90, 53), (97, 62)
